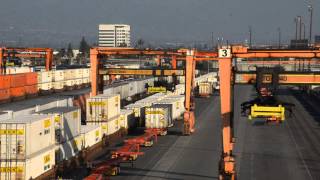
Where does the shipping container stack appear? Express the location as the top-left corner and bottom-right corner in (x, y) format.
(0, 114), (56, 180)
(86, 94), (126, 143)
(34, 107), (82, 164)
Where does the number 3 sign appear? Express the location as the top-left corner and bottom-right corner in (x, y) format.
(218, 48), (231, 58)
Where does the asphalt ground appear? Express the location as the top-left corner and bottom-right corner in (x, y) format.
(112, 85), (319, 180)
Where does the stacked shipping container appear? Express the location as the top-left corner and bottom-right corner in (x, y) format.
(0, 114), (56, 180)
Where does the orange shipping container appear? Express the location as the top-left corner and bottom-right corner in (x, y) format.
(10, 87), (25, 97)
(0, 76), (10, 89)
(25, 72), (38, 86)
(10, 74), (26, 88)
(25, 85), (38, 95)
(0, 89), (10, 101)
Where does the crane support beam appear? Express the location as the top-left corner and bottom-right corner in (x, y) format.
(0, 47), (53, 71)
(172, 55), (177, 69)
(235, 72), (320, 84)
(234, 52), (320, 58)
(218, 57), (235, 179)
(96, 48), (183, 56)
(99, 69), (185, 76)
(239, 60), (320, 65)
(183, 50), (195, 135)
(91, 48), (99, 96)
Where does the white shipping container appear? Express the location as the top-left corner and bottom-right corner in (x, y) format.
(128, 81), (138, 97)
(112, 85), (122, 96)
(0, 115), (55, 159)
(75, 79), (83, 86)
(52, 70), (65, 82)
(81, 125), (102, 148)
(120, 83), (130, 99)
(74, 69), (83, 78)
(145, 104), (172, 129)
(64, 69), (76, 80)
(100, 115), (121, 136)
(198, 82), (213, 96)
(83, 68), (90, 78)
(56, 134), (83, 162)
(65, 80), (76, 87)
(83, 77), (90, 84)
(136, 80), (146, 94)
(53, 81), (65, 90)
(103, 87), (113, 96)
(86, 94), (121, 123)
(36, 107), (81, 143)
(37, 71), (53, 83)
(124, 104), (145, 118)
(156, 96), (185, 120)
(38, 82), (53, 91)
(0, 146), (55, 180)
(120, 109), (134, 129)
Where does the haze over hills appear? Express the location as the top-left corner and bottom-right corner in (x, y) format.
(0, 0), (318, 48)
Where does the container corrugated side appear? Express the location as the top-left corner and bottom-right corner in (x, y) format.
(0, 115), (55, 159)
(81, 125), (102, 148)
(127, 81), (138, 97)
(0, 146), (55, 180)
(37, 71), (53, 84)
(100, 114), (121, 136)
(35, 107), (81, 143)
(198, 82), (213, 95)
(52, 70), (65, 82)
(124, 104), (145, 118)
(120, 109), (134, 129)
(56, 134), (83, 163)
(38, 82), (53, 91)
(157, 96), (185, 120)
(86, 94), (120, 123)
(145, 104), (172, 129)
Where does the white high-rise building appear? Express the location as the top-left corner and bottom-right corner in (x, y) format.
(98, 24), (131, 47)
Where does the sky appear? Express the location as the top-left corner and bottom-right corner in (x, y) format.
(0, 0), (318, 47)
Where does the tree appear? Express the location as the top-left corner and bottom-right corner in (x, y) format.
(79, 36), (90, 55)
(67, 43), (73, 58)
(59, 48), (66, 57)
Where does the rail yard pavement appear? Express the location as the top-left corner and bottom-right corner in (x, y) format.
(114, 95), (221, 180)
(115, 85), (318, 180)
(235, 86), (314, 180)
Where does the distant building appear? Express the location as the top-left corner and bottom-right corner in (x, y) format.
(290, 39), (308, 49)
(98, 24), (131, 47)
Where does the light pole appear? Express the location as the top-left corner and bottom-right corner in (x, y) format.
(302, 22), (306, 39)
(277, 27), (281, 48)
(295, 17), (298, 40)
(308, 5), (313, 43)
(249, 26), (252, 48)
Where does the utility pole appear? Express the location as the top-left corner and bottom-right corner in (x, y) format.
(249, 26), (252, 48)
(295, 17), (298, 40)
(302, 22), (306, 39)
(308, 5), (313, 43)
(297, 16), (302, 40)
(277, 27), (281, 48)
(211, 32), (214, 49)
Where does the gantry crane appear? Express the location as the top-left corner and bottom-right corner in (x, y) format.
(0, 47), (53, 74)
(89, 45), (320, 180)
